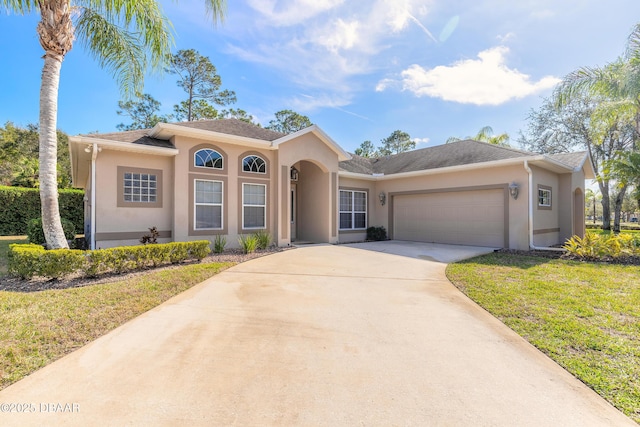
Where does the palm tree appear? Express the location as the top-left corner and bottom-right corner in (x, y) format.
(2, 0), (226, 249)
(446, 126), (510, 146)
(554, 24), (640, 232)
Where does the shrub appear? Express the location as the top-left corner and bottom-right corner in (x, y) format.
(0, 186), (84, 235)
(8, 240), (211, 280)
(254, 230), (271, 250)
(238, 234), (258, 254)
(213, 235), (227, 254)
(26, 217), (76, 245)
(366, 226), (387, 241)
(563, 231), (640, 259)
(8, 244), (85, 279)
(140, 227), (160, 244)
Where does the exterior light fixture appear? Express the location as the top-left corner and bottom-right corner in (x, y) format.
(84, 145), (92, 153)
(509, 182), (520, 200)
(290, 167), (299, 181)
(379, 191), (386, 206)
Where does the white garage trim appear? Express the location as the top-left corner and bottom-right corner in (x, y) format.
(389, 184), (509, 248)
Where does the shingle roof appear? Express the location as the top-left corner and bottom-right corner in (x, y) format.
(83, 119), (285, 147)
(340, 140), (589, 175)
(340, 140), (536, 174)
(548, 152), (587, 170)
(172, 119), (285, 141)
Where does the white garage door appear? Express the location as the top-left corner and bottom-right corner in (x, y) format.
(393, 189), (505, 247)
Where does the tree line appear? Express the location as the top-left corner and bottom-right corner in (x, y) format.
(519, 23), (640, 232)
(116, 48), (312, 134)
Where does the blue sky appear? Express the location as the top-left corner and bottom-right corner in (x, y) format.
(1, 0), (640, 153)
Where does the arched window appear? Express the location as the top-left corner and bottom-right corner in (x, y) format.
(242, 155), (266, 174)
(194, 149), (223, 169)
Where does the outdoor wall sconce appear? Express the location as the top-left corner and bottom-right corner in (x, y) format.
(290, 166), (299, 181)
(509, 182), (520, 200)
(379, 191), (386, 206)
(84, 145), (92, 153)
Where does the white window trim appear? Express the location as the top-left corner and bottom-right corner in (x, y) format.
(242, 155), (267, 174)
(194, 148), (223, 170)
(339, 189), (367, 230)
(538, 188), (552, 207)
(194, 179), (224, 230)
(242, 183), (267, 229)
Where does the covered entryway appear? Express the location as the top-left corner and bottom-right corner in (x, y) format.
(392, 188), (507, 247)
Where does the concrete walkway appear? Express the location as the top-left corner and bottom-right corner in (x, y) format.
(0, 243), (634, 426)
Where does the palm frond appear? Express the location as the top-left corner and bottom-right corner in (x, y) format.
(78, 0), (173, 69)
(75, 8), (147, 97)
(554, 66), (608, 108)
(0, 0), (38, 14)
(625, 23), (640, 61)
(475, 126), (494, 141)
(202, 0), (227, 25)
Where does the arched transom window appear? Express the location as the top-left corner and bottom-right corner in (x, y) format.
(242, 155), (266, 174)
(194, 149), (223, 169)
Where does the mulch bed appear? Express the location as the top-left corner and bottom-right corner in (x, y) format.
(0, 247), (290, 293)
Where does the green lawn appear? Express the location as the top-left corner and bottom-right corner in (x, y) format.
(0, 259), (234, 390)
(447, 253), (640, 423)
(0, 236), (27, 277)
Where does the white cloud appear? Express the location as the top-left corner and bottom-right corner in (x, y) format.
(289, 93), (352, 111)
(385, 46), (560, 105)
(313, 19), (360, 52)
(412, 137), (431, 145)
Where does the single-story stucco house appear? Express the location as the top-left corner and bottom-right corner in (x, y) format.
(68, 119), (595, 251)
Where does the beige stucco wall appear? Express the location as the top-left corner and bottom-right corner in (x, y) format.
(171, 135), (277, 249)
(337, 177), (376, 243)
(379, 164), (530, 250)
(530, 165), (561, 247)
(94, 150), (174, 249)
(277, 134), (340, 245)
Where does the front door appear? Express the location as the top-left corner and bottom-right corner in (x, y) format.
(290, 184), (297, 241)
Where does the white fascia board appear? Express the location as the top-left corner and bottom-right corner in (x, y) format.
(272, 125), (351, 161)
(576, 152), (596, 179)
(148, 123), (274, 150)
(69, 136), (179, 156)
(339, 156), (575, 181)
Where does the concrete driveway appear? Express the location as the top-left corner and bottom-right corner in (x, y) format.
(0, 243), (633, 426)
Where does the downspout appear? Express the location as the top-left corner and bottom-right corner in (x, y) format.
(524, 160), (565, 252)
(90, 143), (99, 250)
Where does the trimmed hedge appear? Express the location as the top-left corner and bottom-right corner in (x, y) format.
(8, 240), (211, 280)
(0, 186), (84, 235)
(26, 217), (76, 245)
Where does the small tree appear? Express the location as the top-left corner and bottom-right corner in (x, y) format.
(167, 49), (236, 122)
(116, 94), (172, 130)
(173, 99), (218, 121)
(379, 130), (415, 156)
(354, 140), (376, 157)
(265, 110), (312, 134)
(219, 108), (259, 125)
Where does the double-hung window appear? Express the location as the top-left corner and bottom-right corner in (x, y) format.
(243, 183), (266, 229)
(194, 180), (223, 230)
(339, 190), (367, 230)
(538, 186), (552, 209)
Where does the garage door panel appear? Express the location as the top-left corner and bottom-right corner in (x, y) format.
(393, 189), (505, 247)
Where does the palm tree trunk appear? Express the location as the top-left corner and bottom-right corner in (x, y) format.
(39, 53), (69, 249)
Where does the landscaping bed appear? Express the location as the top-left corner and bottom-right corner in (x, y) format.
(0, 246), (289, 292)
